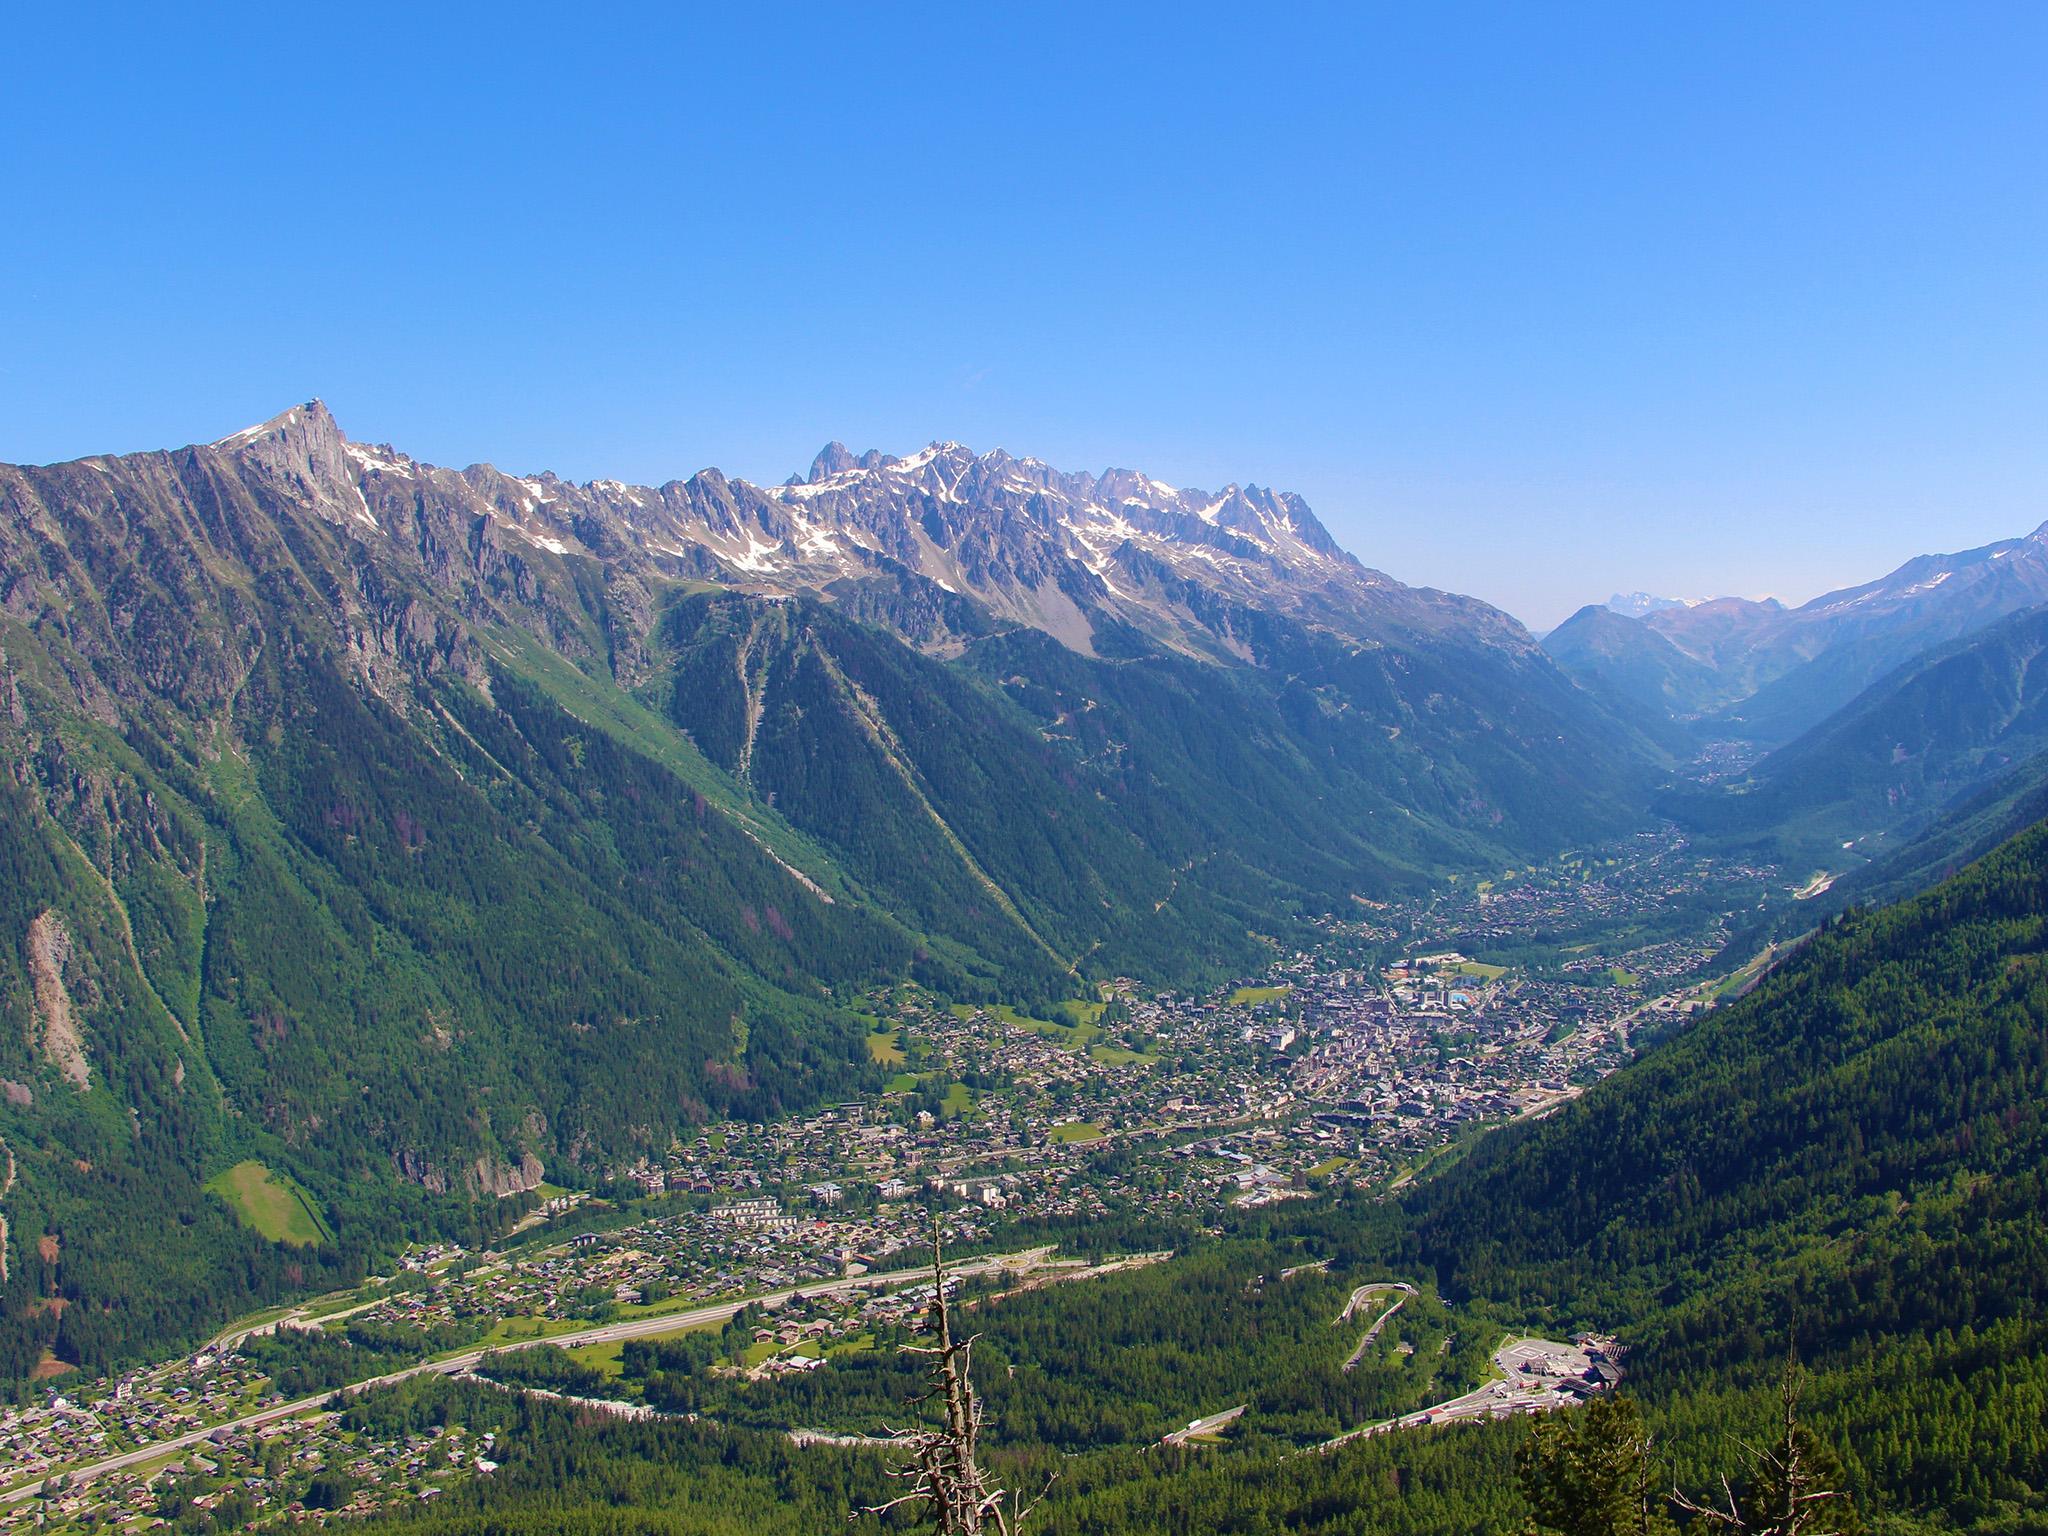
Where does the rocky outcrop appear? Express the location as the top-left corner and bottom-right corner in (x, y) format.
(392, 1148), (449, 1195)
(393, 1147), (545, 1198)
(24, 910), (87, 1089)
(472, 1151), (546, 1198)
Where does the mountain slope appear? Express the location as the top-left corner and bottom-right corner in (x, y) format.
(1400, 815), (2048, 1524)
(1721, 524), (2048, 741)
(1830, 747), (2048, 910)
(1542, 603), (1732, 724)
(0, 404), (1662, 1377)
(658, 592), (1261, 988)
(1552, 526), (2048, 745)
(1668, 602), (2048, 864)
(0, 416), (915, 1375)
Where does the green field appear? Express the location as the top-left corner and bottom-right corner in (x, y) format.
(962, 1001), (1106, 1051)
(564, 1339), (625, 1379)
(203, 1160), (332, 1248)
(1454, 960), (1508, 981)
(1088, 1044), (1159, 1068)
(1052, 998), (1107, 1027)
(1049, 1121), (1105, 1144)
(740, 1335), (822, 1368)
(865, 1027), (906, 1066)
(1713, 942), (1783, 1000)
(883, 1071), (921, 1094)
(477, 1314), (586, 1348)
(938, 1082), (975, 1118)
(1227, 984), (1293, 1006)
(1307, 1156), (1352, 1177)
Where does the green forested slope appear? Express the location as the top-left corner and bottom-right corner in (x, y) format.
(660, 593), (1264, 992)
(1669, 602), (2048, 864)
(339, 820), (2048, 1536)
(1390, 817), (2048, 1526)
(0, 412), (1666, 1385)
(1409, 818), (2048, 1352)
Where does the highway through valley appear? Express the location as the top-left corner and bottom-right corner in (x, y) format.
(2, 1246), (1054, 1506)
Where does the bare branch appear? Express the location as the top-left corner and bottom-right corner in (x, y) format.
(853, 1221), (1035, 1534)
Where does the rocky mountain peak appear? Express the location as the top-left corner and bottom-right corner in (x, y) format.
(212, 399), (344, 455)
(210, 400), (373, 532)
(126, 406), (1532, 663)
(807, 441), (858, 482)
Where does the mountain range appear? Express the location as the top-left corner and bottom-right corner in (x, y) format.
(1547, 522), (2048, 742)
(1667, 600), (2048, 867)
(0, 403), (1651, 1376)
(7, 400), (2048, 1536)
(6, 399), (2048, 1385)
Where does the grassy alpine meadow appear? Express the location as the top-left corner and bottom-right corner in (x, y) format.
(203, 1161), (334, 1248)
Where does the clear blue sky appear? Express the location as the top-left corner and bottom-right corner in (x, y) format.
(5, 3), (2045, 628)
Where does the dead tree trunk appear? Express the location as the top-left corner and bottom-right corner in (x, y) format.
(858, 1226), (1050, 1534)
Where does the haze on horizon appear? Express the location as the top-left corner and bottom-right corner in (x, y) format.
(3, 3), (2044, 631)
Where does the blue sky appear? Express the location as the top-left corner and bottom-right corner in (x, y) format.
(4, 4), (2044, 628)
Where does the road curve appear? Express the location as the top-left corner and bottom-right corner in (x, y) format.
(1161, 1403), (1246, 1446)
(2, 1246), (1052, 1506)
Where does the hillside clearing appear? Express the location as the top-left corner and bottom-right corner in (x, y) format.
(203, 1161), (331, 1248)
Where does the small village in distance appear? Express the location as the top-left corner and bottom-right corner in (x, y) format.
(2, 829), (1783, 1529)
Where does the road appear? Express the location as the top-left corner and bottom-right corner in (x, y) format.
(1162, 1403), (1246, 1446)
(1334, 1280), (1414, 1325)
(208, 1291), (393, 1353)
(2, 1245), (1054, 1507)
(1337, 1283), (1416, 1372)
(1314, 1334), (1612, 1454)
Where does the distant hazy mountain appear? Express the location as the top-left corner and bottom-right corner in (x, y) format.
(1544, 604), (1739, 721)
(1666, 601), (2048, 864)
(0, 403), (1656, 1378)
(1548, 525), (2048, 743)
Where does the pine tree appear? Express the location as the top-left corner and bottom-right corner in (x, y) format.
(861, 1226), (1051, 1533)
(1671, 1367), (1862, 1536)
(1518, 1395), (1676, 1536)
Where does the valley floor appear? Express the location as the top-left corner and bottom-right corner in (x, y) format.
(0, 827), (1785, 1531)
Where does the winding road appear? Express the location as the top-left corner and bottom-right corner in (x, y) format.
(1335, 1282), (1416, 1371)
